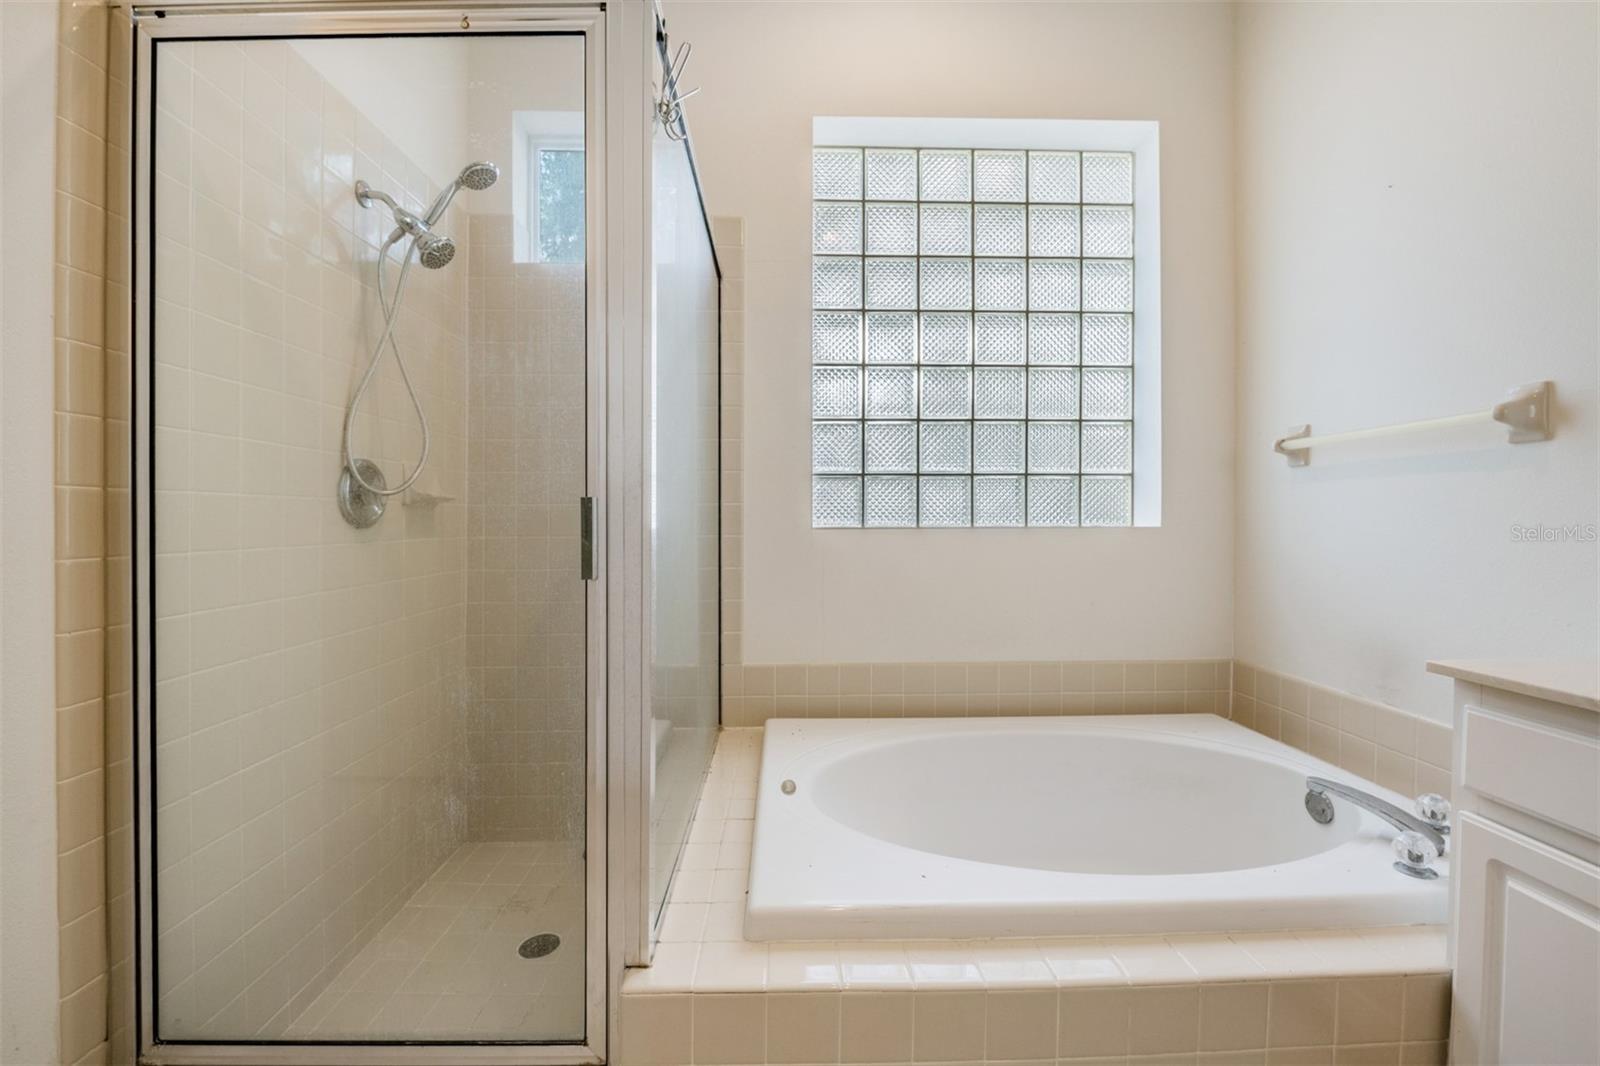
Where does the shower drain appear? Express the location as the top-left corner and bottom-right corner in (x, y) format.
(518, 933), (561, 959)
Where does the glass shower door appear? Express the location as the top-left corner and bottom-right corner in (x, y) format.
(137, 21), (600, 1049)
(646, 98), (723, 927)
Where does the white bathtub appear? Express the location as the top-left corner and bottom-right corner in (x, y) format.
(745, 714), (1448, 940)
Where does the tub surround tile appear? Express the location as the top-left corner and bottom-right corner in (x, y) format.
(1057, 986), (1133, 1058)
(715, 218), (744, 669)
(839, 943), (915, 990)
(617, 729), (1451, 1064)
(628, 942), (701, 994)
(690, 994), (765, 1064)
(1104, 937), (1199, 985)
(1268, 1049), (1336, 1066)
(767, 942), (843, 991)
(985, 988), (1057, 1060)
(973, 941), (1055, 988)
(912, 991), (987, 1061)
(766, 992), (841, 1063)
(1128, 984), (1201, 1054)
(1168, 934), (1269, 981)
(905, 943), (988, 989)
(1334, 978), (1404, 1046)
(840, 992), (914, 1062)
(1037, 938), (1128, 985)
(1267, 981), (1338, 1048)
(1399, 1040), (1448, 1066)
(620, 994), (692, 1065)
(693, 941), (770, 993)
(1231, 663), (1451, 802)
(1199, 982), (1270, 1051)
(1398, 975), (1450, 1043)
(724, 659), (1232, 726)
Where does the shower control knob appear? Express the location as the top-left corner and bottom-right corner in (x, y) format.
(1414, 793), (1451, 833)
(1392, 830), (1440, 880)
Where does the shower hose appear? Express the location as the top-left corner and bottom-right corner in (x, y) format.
(342, 232), (431, 497)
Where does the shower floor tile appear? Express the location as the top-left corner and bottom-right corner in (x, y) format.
(284, 841), (587, 1042)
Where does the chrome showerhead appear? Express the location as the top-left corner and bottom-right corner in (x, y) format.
(456, 161), (500, 192)
(420, 160), (502, 226)
(415, 232), (456, 270)
(355, 180), (459, 270)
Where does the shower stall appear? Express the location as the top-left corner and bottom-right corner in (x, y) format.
(127, 3), (718, 1060)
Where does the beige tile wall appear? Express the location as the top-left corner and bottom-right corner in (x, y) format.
(54, 1), (114, 1062)
(621, 977), (1450, 1065)
(102, 6), (136, 1064)
(712, 217), (745, 670)
(723, 659), (1233, 727)
(146, 39), (473, 1039)
(462, 213), (587, 843)
(1231, 663), (1453, 801)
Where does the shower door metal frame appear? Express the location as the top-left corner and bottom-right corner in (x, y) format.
(128, 4), (611, 1063)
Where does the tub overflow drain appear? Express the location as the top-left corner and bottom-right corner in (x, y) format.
(780, 779), (796, 795)
(518, 933), (560, 959)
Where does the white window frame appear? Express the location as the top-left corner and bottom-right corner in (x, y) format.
(812, 116), (1162, 527)
(513, 109), (585, 264)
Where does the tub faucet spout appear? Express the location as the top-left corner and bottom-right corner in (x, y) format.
(1303, 776), (1448, 856)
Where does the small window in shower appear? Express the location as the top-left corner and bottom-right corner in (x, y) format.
(809, 116), (1163, 528)
(514, 110), (584, 263)
(537, 146), (585, 262)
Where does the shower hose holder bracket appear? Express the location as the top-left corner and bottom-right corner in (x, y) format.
(338, 458), (388, 529)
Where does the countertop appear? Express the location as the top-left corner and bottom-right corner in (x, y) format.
(1427, 659), (1600, 713)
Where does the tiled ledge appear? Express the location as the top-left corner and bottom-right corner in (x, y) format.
(619, 730), (1449, 1066)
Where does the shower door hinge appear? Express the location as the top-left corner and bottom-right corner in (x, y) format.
(579, 496), (596, 580)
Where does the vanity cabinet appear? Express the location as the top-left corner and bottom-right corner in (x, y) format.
(1429, 661), (1600, 1066)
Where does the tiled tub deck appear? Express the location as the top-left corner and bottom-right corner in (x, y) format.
(619, 728), (1450, 1066)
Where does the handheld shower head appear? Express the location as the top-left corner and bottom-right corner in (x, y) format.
(456, 161), (500, 192)
(355, 181), (457, 269)
(414, 232), (456, 270)
(422, 161), (501, 225)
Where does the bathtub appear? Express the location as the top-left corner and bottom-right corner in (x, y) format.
(745, 714), (1448, 940)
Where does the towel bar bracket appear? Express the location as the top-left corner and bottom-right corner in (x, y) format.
(1493, 380), (1552, 444)
(1277, 424), (1311, 467)
(1274, 380), (1552, 466)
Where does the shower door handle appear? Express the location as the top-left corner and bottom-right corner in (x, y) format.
(579, 496), (596, 580)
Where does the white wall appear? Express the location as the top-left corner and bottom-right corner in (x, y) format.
(0, 1), (63, 1061)
(1234, 2), (1599, 722)
(292, 38), (470, 189)
(665, 0), (1237, 664)
(464, 36), (584, 219)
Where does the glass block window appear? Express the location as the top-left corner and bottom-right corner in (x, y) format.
(812, 146), (1135, 527)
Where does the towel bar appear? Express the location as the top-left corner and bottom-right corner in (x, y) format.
(1274, 380), (1552, 466)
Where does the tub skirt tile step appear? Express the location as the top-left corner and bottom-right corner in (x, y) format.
(616, 975), (1451, 1066)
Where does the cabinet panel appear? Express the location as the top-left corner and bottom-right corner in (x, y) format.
(1461, 705), (1600, 842)
(1452, 814), (1600, 1065)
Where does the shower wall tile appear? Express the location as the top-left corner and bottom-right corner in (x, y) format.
(462, 213), (588, 844)
(144, 39), (474, 1040)
(52, 1), (116, 1062)
(1231, 663), (1453, 799)
(712, 216), (745, 671)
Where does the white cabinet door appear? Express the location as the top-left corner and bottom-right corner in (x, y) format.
(1452, 813), (1600, 1066)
